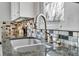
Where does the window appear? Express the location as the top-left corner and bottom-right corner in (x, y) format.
(43, 2), (64, 22)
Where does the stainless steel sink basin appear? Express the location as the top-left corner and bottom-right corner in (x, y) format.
(10, 38), (45, 56)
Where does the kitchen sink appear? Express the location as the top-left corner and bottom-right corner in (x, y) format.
(10, 38), (45, 56)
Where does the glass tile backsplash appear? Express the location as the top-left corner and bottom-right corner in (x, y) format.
(69, 31), (73, 36)
(47, 30), (79, 56)
(58, 31), (68, 36)
(58, 35), (68, 40)
(69, 36), (77, 42)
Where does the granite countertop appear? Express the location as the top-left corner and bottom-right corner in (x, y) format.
(2, 36), (42, 56)
(2, 38), (13, 56)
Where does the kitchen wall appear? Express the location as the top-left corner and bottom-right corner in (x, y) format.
(0, 2), (39, 42)
(11, 2), (20, 20)
(0, 2), (79, 42)
(20, 2), (35, 17)
(0, 2), (37, 42)
(62, 2), (79, 31)
(33, 2), (40, 16)
(11, 2), (36, 20)
(0, 2), (11, 21)
(0, 2), (11, 42)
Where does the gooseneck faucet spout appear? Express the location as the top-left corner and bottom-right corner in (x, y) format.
(34, 14), (48, 42)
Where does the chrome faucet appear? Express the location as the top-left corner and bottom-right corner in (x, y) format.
(34, 14), (48, 42)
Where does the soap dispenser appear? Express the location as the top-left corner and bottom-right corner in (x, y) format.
(47, 33), (51, 43)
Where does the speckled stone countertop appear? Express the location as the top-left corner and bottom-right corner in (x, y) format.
(2, 38), (13, 56)
(2, 36), (77, 56)
(1, 37), (67, 56)
(1, 37), (43, 56)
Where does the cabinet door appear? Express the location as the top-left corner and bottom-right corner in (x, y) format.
(11, 2), (20, 20)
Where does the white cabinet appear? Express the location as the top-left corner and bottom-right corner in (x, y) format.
(11, 2), (35, 20)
